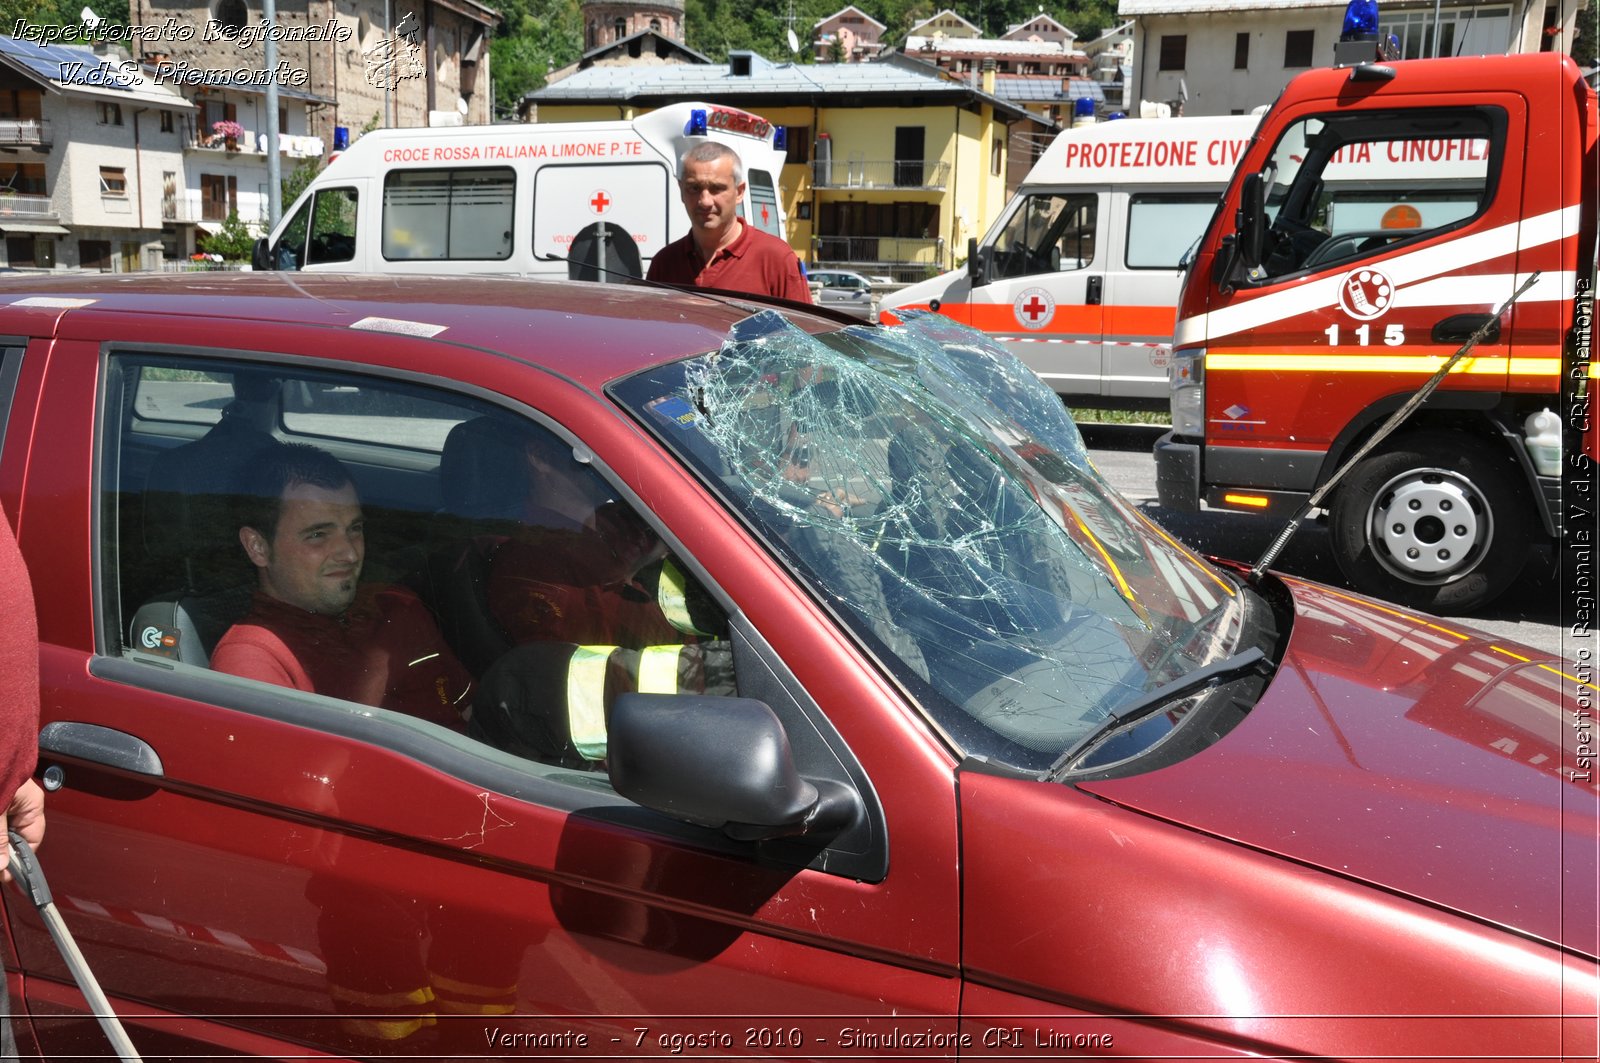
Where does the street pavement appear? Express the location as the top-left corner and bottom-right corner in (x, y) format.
(1081, 422), (1570, 662)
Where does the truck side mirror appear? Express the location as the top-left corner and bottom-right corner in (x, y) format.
(967, 237), (989, 287)
(1236, 171), (1267, 271)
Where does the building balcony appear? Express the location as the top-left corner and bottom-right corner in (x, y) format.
(186, 131), (325, 159)
(0, 118), (52, 150)
(0, 193), (59, 222)
(811, 159), (950, 190)
(162, 197), (201, 223)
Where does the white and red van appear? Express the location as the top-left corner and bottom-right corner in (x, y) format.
(252, 102), (788, 281)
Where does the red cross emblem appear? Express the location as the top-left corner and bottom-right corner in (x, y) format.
(761, 203), (770, 225)
(589, 190), (612, 215)
(1014, 287), (1054, 330)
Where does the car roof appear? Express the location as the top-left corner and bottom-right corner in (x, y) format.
(0, 272), (843, 391)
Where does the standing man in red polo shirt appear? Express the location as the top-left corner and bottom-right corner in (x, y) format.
(647, 141), (812, 302)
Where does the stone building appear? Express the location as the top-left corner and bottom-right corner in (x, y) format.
(129, 0), (499, 144)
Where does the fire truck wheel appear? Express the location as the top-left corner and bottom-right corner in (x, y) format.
(1329, 432), (1530, 613)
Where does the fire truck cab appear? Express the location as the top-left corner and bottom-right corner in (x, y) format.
(252, 103), (788, 281)
(1156, 50), (1596, 611)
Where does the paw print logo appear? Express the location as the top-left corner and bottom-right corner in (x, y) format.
(1338, 267), (1394, 321)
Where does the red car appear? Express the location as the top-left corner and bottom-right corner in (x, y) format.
(0, 273), (1593, 1060)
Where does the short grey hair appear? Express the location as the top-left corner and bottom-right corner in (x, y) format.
(679, 140), (744, 185)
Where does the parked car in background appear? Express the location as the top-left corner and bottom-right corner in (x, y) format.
(0, 273), (1592, 1061)
(807, 268), (880, 321)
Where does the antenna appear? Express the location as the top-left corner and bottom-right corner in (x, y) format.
(783, 0), (801, 54)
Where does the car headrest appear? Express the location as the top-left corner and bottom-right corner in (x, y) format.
(439, 416), (531, 521)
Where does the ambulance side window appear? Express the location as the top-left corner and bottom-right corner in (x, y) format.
(990, 193), (1096, 280)
(304, 187), (358, 266)
(270, 186), (357, 271)
(746, 170), (782, 236)
(1126, 194), (1218, 269)
(383, 168), (515, 261)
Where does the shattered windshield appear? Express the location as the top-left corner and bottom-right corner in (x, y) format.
(611, 312), (1244, 773)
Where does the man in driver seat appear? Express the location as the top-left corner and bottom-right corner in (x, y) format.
(212, 441), (473, 730)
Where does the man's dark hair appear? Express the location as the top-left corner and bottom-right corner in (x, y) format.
(234, 441), (356, 540)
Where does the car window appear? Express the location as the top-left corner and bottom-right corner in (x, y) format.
(0, 342), (24, 464)
(102, 354), (732, 778)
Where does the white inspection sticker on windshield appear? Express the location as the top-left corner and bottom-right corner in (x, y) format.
(350, 316), (448, 337)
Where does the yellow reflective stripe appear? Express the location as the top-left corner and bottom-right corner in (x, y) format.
(329, 984), (435, 1009)
(568, 645), (614, 761)
(338, 1015), (436, 1041)
(428, 971), (518, 998)
(638, 645), (684, 694)
(437, 998), (517, 1016)
(656, 559), (710, 635)
(1205, 353), (1561, 375)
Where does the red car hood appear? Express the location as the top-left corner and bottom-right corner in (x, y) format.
(1082, 578), (1597, 958)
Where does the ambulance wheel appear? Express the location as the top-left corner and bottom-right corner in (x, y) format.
(1329, 432), (1530, 613)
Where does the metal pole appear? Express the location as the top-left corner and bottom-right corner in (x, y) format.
(1433, 0), (1442, 56)
(262, 0), (281, 226)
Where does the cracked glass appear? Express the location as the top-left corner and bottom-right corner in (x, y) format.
(612, 312), (1244, 774)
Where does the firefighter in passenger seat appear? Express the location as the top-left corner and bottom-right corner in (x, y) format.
(471, 424), (734, 767)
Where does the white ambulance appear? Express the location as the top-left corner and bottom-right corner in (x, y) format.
(883, 114), (1259, 405)
(252, 103), (788, 281)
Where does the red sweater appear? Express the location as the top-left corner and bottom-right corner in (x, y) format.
(213, 585), (473, 731)
(0, 506), (39, 807)
(646, 220), (812, 303)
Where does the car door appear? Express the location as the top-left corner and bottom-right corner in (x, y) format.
(4, 311), (962, 1059)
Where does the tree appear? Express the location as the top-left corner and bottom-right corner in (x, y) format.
(200, 210), (258, 262)
(489, 0), (583, 119)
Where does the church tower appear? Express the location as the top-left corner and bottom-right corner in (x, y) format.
(581, 0), (686, 50)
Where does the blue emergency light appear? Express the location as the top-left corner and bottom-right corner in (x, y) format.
(685, 108), (708, 136)
(773, 126), (787, 151)
(1341, 0), (1378, 39)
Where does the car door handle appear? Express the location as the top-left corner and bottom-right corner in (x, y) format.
(39, 721), (164, 778)
(1086, 276), (1103, 305)
(1433, 313), (1500, 345)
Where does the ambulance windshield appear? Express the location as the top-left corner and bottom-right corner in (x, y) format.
(613, 312), (1267, 776)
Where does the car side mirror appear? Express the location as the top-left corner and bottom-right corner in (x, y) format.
(251, 237), (270, 271)
(967, 237), (989, 287)
(607, 693), (861, 843)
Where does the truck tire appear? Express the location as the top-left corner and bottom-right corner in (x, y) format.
(1328, 432), (1530, 613)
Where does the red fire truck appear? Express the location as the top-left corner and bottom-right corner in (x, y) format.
(1155, 49), (1596, 612)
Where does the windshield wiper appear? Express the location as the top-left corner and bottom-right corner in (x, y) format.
(1043, 646), (1271, 781)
